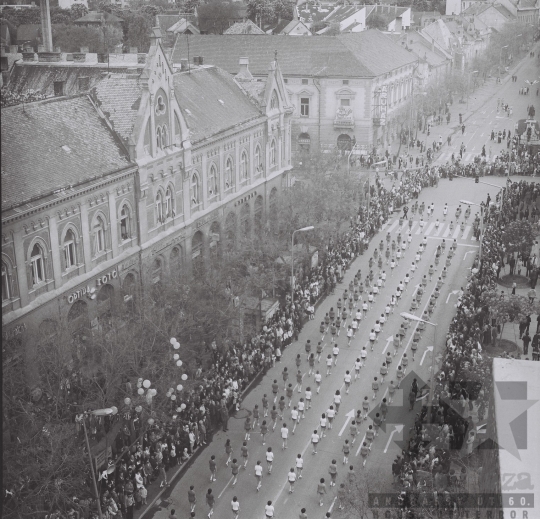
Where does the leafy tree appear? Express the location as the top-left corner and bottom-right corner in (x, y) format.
(323, 22), (341, 36)
(0, 6), (41, 27)
(198, 0), (240, 34)
(69, 3), (88, 21)
(481, 290), (539, 342)
(123, 12), (152, 52)
(247, 0), (275, 29)
(501, 220), (536, 256)
(367, 12), (388, 30)
(52, 24), (122, 53)
(180, 0), (202, 13)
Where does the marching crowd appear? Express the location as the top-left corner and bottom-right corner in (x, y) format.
(393, 179), (540, 517)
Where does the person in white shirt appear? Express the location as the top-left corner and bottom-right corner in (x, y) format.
(266, 447), (274, 474)
(312, 430), (320, 454)
(332, 345), (340, 366)
(344, 371), (352, 393)
(288, 468), (297, 493)
(326, 405), (336, 429)
(334, 390), (342, 413)
(298, 398), (305, 419)
(355, 309), (362, 322)
(281, 423), (289, 450)
(360, 347), (367, 366)
(231, 496), (240, 518)
(354, 358), (362, 379)
(295, 454), (304, 478)
(265, 500), (275, 518)
(254, 462), (263, 491)
(291, 406), (299, 433)
(314, 371), (322, 393)
(351, 318), (358, 336)
(320, 413), (327, 437)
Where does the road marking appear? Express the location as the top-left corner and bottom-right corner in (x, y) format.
(355, 433), (367, 456)
(462, 225), (472, 240)
(425, 222), (435, 235)
(420, 346), (433, 366)
(415, 225), (425, 235)
(327, 497), (338, 514)
(433, 224), (443, 236)
(386, 220), (400, 234)
(445, 290), (460, 304)
(452, 227), (460, 239)
(442, 226), (451, 238)
(218, 476), (234, 499)
(384, 425), (404, 453)
(338, 409), (356, 437)
(382, 336), (393, 354)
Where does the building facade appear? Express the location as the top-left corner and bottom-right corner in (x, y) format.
(1, 29), (293, 385)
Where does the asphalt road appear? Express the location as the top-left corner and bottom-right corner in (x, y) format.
(146, 53), (540, 519)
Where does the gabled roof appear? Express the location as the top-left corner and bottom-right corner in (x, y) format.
(493, 4), (514, 18)
(421, 19), (459, 52)
(517, 0), (537, 9)
(395, 30), (452, 67)
(224, 19), (265, 35)
(167, 18), (200, 35)
(171, 31), (416, 78)
(16, 24), (41, 42)
(173, 66), (264, 143)
(92, 74), (143, 142)
(75, 11), (123, 24)
(157, 14), (184, 33)
(462, 2), (492, 16)
(273, 19), (310, 34)
(322, 5), (365, 24)
(1, 95), (132, 210)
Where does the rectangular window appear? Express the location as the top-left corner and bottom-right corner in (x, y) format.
(284, 78), (288, 83)
(342, 80), (349, 85)
(64, 242), (76, 269)
(54, 81), (65, 97)
(302, 78), (308, 85)
(340, 99), (350, 106)
(31, 257), (44, 285)
(95, 227), (105, 253)
(300, 98), (310, 117)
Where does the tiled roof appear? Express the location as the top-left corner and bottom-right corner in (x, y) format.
(1, 96), (132, 210)
(462, 3), (491, 16)
(167, 18), (200, 35)
(224, 20), (265, 34)
(173, 66), (263, 143)
(493, 4), (514, 18)
(297, 3), (335, 24)
(336, 31), (418, 76)
(157, 14), (182, 32)
(92, 74), (143, 141)
(7, 62), (139, 97)
(396, 31), (450, 67)
(171, 33), (381, 77)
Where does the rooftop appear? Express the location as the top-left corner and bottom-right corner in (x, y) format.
(224, 19), (265, 35)
(171, 30), (417, 78)
(1, 95), (132, 211)
(173, 65), (264, 144)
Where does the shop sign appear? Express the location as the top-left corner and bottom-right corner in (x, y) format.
(152, 233), (185, 255)
(67, 269), (118, 304)
(2, 323), (27, 341)
(120, 258), (137, 271)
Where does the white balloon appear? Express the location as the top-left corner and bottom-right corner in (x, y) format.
(181, 374), (188, 381)
(180, 403), (186, 410)
(147, 418), (154, 425)
(176, 360), (183, 367)
(176, 384), (183, 392)
(173, 354), (179, 360)
(150, 388), (157, 396)
(138, 388), (144, 395)
(143, 379), (151, 389)
(176, 407), (182, 412)
(124, 398), (131, 405)
(170, 338), (176, 345)
(169, 388), (174, 394)
(173, 342), (180, 350)
(171, 395), (177, 401)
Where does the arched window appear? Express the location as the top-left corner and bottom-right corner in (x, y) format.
(254, 195), (264, 233)
(30, 243), (45, 286)
(254, 145), (262, 175)
(191, 173), (200, 208)
(240, 151), (249, 181)
(270, 139), (276, 166)
(63, 229), (77, 269)
(170, 246), (183, 277)
(2, 261), (12, 301)
(225, 212), (236, 251)
(156, 126), (162, 150)
(156, 190), (164, 224)
(165, 186), (175, 217)
(270, 91), (279, 110)
(93, 216), (106, 254)
(120, 205), (131, 240)
(225, 157), (234, 190)
(240, 203), (251, 237)
(152, 258), (162, 284)
(208, 164), (218, 197)
(162, 125), (169, 148)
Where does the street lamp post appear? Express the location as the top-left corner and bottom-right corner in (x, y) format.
(476, 180), (505, 209)
(400, 312), (438, 405)
(461, 199), (484, 260)
(467, 70), (478, 111)
(291, 226), (314, 307)
(81, 407), (117, 519)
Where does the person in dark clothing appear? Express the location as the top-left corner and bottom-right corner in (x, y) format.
(522, 331), (531, 356)
(509, 256), (516, 275)
(220, 406), (229, 432)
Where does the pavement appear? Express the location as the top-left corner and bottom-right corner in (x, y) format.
(135, 53), (540, 519)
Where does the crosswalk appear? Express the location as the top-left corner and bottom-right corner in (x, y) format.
(383, 218), (478, 242)
(435, 151), (481, 164)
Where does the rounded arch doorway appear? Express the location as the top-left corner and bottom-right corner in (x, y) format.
(192, 230), (204, 274)
(337, 134), (352, 151)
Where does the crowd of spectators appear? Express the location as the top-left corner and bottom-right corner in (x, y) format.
(392, 179), (540, 517)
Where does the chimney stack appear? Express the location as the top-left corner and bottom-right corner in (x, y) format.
(40, 0), (53, 52)
(180, 58), (189, 71)
(235, 57), (253, 81)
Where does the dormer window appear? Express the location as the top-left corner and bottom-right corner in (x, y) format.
(270, 91), (279, 110)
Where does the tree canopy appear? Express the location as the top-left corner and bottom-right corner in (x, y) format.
(501, 220), (536, 256)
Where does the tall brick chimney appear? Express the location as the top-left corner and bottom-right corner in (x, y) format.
(40, 0), (53, 52)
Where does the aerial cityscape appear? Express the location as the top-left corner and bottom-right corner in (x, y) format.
(1, 0), (540, 518)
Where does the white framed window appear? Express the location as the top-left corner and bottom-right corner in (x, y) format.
(2, 261), (11, 301)
(165, 186), (175, 217)
(340, 98), (350, 107)
(240, 151), (249, 181)
(94, 217), (106, 254)
(30, 243), (45, 286)
(156, 191), (164, 224)
(270, 139), (276, 166)
(162, 125), (169, 148)
(156, 127), (162, 150)
(191, 172), (200, 207)
(120, 205), (130, 240)
(63, 229), (77, 269)
(300, 98), (309, 117)
(225, 157), (233, 190)
(254, 145), (262, 175)
(208, 164), (218, 197)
